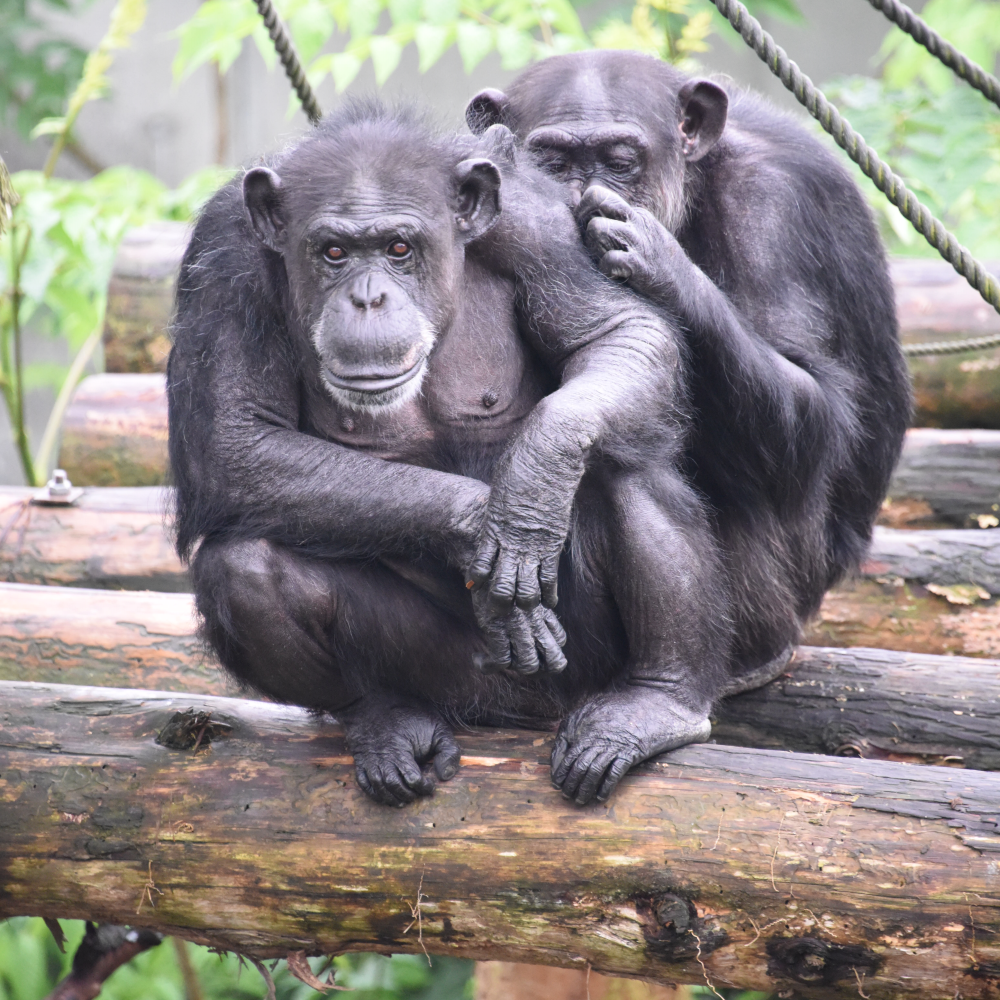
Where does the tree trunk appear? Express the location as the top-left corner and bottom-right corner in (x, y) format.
(58, 374), (168, 488)
(1, 680), (998, 999)
(0, 486), (187, 590)
(2, 581), (999, 767)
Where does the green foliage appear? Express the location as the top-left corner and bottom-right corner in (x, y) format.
(0, 163), (231, 484)
(173, 0), (800, 101)
(0, 0), (87, 140)
(0, 919), (473, 1000)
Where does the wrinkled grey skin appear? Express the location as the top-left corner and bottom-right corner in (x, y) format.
(169, 102), (727, 807)
(467, 51), (911, 707)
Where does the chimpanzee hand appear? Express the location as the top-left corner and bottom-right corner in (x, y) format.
(576, 185), (682, 300)
(337, 694), (462, 807)
(551, 686), (711, 805)
(471, 586), (567, 675)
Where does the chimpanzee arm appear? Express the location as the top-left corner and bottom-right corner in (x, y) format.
(169, 309), (488, 571)
(577, 185), (853, 498)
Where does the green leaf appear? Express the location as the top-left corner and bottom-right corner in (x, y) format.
(415, 22), (456, 70)
(494, 24), (535, 69)
(370, 34), (405, 83)
(330, 50), (365, 89)
(388, 0), (422, 25)
(289, 1), (337, 62)
(421, 0), (460, 24)
(456, 20), (494, 72)
(172, 0), (260, 80)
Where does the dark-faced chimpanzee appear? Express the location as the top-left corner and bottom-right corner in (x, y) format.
(169, 102), (751, 808)
(467, 50), (911, 694)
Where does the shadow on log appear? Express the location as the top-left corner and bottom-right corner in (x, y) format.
(1, 680), (999, 998)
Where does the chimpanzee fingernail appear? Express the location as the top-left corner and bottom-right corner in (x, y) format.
(466, 580), (475, 589)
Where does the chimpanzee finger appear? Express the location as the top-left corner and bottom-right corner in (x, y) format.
(431, 727), (462, 781)
(551, 735), (581, 786)
(514, 559), (542, 610)
(598, 250), (633, 282)
(577, 184), (633, 226)
(489, 551), (520, 610)
(355, 764), (376, 800)
(478, 624), (513, 671)
(397, 756), (435, 795)
(596, 755), (635, 802)
(542, 607), (567, 648)
(550, 733), (570, 777)
(559, 746), (602, 801)
(467, 536), (499, 588)
(585, 216), (631, 257)
(366, 766), (409, 807)
(508, 611), (541, 674)
(572, 752), (616, 805)
(381, 765), (421, 804)
(535, 619), (567, 674)
(540, 555), (559, 608)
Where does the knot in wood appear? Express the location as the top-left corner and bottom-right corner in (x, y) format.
(766, 936), (880, 986)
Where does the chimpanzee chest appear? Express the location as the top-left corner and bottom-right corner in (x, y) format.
(304, 269), (553, 472)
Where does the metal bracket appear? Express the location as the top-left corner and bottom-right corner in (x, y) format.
(31, 469), (84, 506)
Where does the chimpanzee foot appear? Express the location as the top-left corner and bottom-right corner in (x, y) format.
(551, 686), (711, 806)
(337, 696), (462, 807)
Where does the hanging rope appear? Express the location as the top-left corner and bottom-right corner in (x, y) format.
(709, 0), (1000, 357)
(866, 0), (1000, 111)
(253, 0), (322, 125)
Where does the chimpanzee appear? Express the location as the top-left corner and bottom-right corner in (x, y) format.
(169, 102), (745, 808)
(467, 50), (911, 687)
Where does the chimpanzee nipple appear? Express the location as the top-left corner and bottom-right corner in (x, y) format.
(481, 391), (498, 409)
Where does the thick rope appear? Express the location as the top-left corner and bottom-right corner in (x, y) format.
(253, 0), (322, 125)
(709, 0), (1000, 357)
(866, 0), (1000, 111)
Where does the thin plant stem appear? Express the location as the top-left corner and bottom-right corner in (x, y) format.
(8, 224), (35, 485)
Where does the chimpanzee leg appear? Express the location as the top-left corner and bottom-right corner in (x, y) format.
(193, 537), (485, 805)
(551, 466), (732, 805)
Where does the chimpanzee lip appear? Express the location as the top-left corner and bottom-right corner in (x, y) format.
(323, 360), (424, 394)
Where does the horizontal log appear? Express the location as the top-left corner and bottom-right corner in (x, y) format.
(2, 680), (999, 997)
(888, 428), (1000, 526)
(58, 374), (168, 487)
(865, 525), (1000, 591)
(0, 583), (222, 694)
(0, 486), (187, 590)
(3, 582), (999, 769)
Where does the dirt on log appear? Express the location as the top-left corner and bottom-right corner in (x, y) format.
(0, 487), (187, 590)
(2, 581), (999, 769)
(1, 680), (999, 998)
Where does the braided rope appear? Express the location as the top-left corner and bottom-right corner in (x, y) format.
(866, 0), (1000, 110)
(709, 0), (1000, 357)
(253, 0), (322, 125)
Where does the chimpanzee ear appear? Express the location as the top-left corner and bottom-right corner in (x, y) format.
(676, 80), (728, 162)
(466, 89), (510, 136)
(243, 167), (286, 252)
(452, 158), (502, 242)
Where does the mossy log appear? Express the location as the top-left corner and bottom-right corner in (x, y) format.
(58, 374), (168, 488)
(2, 680), (1000, 998)
(2, 582), (999, 768)
(0, 486), (186, 590)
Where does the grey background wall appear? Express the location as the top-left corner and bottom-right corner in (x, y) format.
(0, 0), (911, 483)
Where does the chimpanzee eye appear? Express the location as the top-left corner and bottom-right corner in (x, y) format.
(387, 240), (411, 259)
(607, 160), (635, 175)
(324, 245), (346, 263)
(543, 159), (569, 177)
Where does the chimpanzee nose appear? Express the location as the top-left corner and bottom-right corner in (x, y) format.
(349, 276), (387, 311)
(567, 180), (584, 208)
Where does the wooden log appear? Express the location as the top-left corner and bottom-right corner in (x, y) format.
(0, 487), (187, 590)
(0, 583), (223, 694)
(2, 582), (999, 768)
(57, 374), (168, 487)
(893, 258), (1000, 429)
(473, 962), (686, 999)
(1, 680), (999, 998)
(865, 525), (1000, 591)
(102, 222), (188, 374)
(888, 428), (1000, 526)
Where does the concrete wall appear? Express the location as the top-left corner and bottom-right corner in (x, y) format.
(0, 0), (910, 483)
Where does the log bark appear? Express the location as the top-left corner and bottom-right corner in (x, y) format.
(1, 680), (999, 998)
(2, 582), (999, 768)
(0, 487), (187, 590)
(893, 259), (1000, 429)
(58, 374), (168, 487)
(102, 223), (188, 375)
(865, 526), (1000, 590)
(888, 428), (1000, 526)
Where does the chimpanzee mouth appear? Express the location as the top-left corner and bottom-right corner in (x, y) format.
(323, 362), (424, 395)
(321, 358), (428, 411)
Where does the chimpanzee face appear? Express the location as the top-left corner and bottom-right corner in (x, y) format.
(243, 127), (501, 412)
(466, 51), (728, 232)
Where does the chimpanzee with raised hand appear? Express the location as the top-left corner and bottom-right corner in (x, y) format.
(467, 51), (910, 704)
(169, 102), (742, 808)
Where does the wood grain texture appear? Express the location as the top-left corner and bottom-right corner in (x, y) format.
(0, 487), (187, 590)
(1, 681), (999, 998)
(2, 582), (999, 770)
